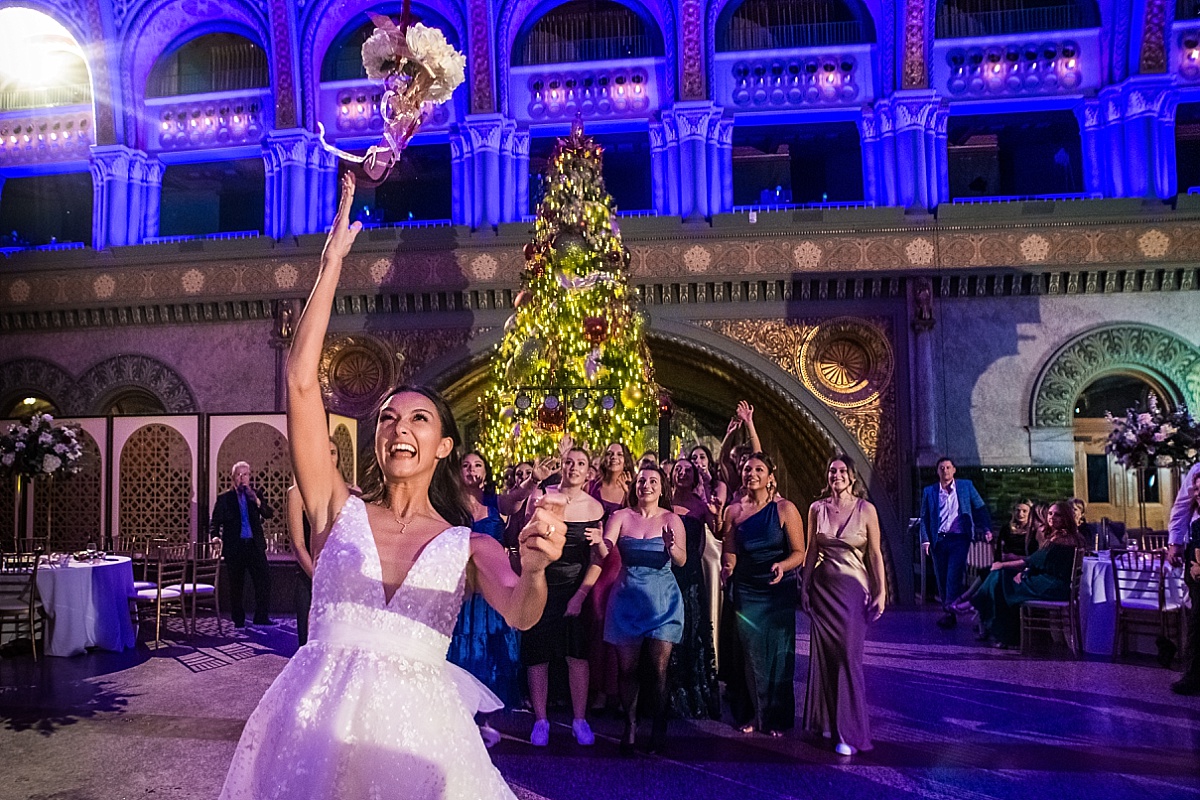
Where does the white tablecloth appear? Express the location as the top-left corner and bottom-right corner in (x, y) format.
(1079, 554), (1189, 656)
(35, 556), (137, 657)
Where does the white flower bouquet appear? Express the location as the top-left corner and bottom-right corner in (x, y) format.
(1105, 395), (1199, 468)
(0, 412), (84, 478)
(318, 9), (465, 180)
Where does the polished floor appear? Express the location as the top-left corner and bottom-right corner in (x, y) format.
(1, 609), (1197, 800)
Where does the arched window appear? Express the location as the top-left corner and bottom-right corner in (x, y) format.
(3, 395), (57, 418)
(0, 8), (91, 111)
(103, 388), (167, 416)
(936, 0), (1099, 38)
(147, 33), (269, 98)
(1073, 374), (1168, 419)
(514, 0), (664, 66)
(322, 7), (463, 82)
(716, 0), (873, 52)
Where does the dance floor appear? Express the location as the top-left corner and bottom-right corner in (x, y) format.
(1, 609), (1197, 800)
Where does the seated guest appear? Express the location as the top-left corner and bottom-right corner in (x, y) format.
(1167, 464), (1200, 695)
(1070, 498), (1097, 549)
(999, 500), (1035, 559)
(970, 501), (1084, 648)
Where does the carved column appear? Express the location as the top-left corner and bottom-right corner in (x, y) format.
(450, 131), (474, 226)
(705, 115), (733, 215)
(464, 113), (506, 229)
(264, 129), (332, 238)
(669, 102), (719, 219)
(1073, 98), (1106, 196)
(888, 92), (946, 211)
(511, 128), (531, 222)
(649, 120), (668, 214)
(89, 145), (160, 248)
(858, 106), (882, 205)
(910, 277), (938, 465)
(1095, 79), (1177, 199)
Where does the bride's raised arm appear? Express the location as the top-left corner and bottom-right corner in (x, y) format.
(286, 172), (362, 558)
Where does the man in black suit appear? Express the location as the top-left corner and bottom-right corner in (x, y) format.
(211, 460), (276, 628)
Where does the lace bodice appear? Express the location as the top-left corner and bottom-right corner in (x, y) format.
(309, 495), (471, 659)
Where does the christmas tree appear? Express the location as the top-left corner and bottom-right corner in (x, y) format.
(476, 120), (658, 465)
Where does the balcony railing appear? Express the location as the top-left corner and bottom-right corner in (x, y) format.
(0, 84), (91, 113)
(936, 5), (1087, 38)
(516, 5), (659, 66)
(519, 32), (658, 66)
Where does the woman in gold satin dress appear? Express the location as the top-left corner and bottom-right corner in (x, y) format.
(800, 455), (886, 757)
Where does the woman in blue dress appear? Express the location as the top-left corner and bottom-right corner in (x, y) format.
(448, 451), (523, 745)
(720, 452), (806, 736)
(600, 464), (686, 754)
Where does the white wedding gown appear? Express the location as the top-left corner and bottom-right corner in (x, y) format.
(219, 496), (513, 800)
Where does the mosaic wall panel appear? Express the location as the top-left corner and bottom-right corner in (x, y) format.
(332, 423), (355, 486)
(33, 429), (103, 552)
(119, 424), (193, 544)
(215, 422), (293, 554)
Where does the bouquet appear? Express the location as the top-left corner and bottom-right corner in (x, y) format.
(318, 3), (465, 180)
(1105, 395), (1199, 468)
(0, 413), (84, 478)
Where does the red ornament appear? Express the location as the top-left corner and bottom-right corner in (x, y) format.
(537, 404), (567, 432)
(583, 315), (608, 345)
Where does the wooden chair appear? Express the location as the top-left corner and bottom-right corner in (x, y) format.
(182, 540), (224, 635)
(1124, 528), (1153, 549)
(1111, 549), (1185, 661)
(1020, 547), (1084, 656)
(1141, 532), (1169, 552)
(0, 551), (46, 661)
(133, 544), (188, 645)
(112, 535), (158, 591)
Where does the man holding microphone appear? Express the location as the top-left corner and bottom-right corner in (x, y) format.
(212, 460), (276, 628)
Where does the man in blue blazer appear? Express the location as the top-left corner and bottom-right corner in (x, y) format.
(919, 457), (993, 628)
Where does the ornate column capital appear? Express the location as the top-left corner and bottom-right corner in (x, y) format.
(89, 144), (146, 181)
(669, 102), (719, 142)
(510, 129), (531, 158)
(264, 128), (321, 170)
(889, 91), (943, 134)
(858, 105), (881, 143)
(464, 113), (507, 153)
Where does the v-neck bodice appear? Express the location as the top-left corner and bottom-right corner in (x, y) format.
(310, 496), (472, 657)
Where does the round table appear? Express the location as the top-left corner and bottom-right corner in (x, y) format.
(1079, 554), (1188, 656)
(35, 555), (137, 657)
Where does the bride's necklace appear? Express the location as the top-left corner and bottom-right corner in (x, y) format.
(559, 487), (586, 505)
(385, 504), (426, 534)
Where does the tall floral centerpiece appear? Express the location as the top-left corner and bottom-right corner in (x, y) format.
(0, 413), (84, 550)
(317, 2), (465, 180)
(1105, 396), (1199, 527)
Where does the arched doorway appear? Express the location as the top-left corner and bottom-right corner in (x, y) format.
(1072, 374), (1177, 530)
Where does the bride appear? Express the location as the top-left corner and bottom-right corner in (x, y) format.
(219, 172), (565, 800)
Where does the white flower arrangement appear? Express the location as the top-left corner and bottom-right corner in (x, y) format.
(360, 18), (464, 104)
(0, 412), (84, 478)
(1105, 395), (1199, 469)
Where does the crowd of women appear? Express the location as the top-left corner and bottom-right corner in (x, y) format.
(286, 396), (888, 758)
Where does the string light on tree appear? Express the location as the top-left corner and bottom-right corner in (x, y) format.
(477, 119), (657, 464)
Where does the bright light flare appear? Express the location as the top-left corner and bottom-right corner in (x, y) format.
(0, 8), (86, 90)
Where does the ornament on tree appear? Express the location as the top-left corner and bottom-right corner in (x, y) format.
(506, 336), (544, 383)
(621, 385), (644, 408)
(537, 404), (567, 432)
(584, 316), (608, 345)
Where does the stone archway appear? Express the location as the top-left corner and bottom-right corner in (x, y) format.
(75, 354), (198, 415)
(1032, 324), (1200, 430)
(0, 358), (77, 415)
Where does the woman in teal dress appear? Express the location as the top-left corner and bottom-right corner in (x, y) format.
(971, 500), (1083, 648)
(720, 453), (806, 736)
(600, 464), (687, 754)
(449, 452), (523, 743)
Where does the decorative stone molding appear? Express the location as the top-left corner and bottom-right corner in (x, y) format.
(0, 358), (78, 414)
(267, 0), (298, 127)
(467, 0), (494, 113)
(318, 334), (399, 418)
(901, 0), (931, 90)
(680, 0), (704, 100)
(74, 354), (198, 413)
(1032, 324), (1200, 428)
(1139, 0), (1169, 74)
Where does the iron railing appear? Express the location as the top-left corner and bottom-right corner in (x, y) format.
(0, 84), (91, 112)
(516, 2), (659, 65)
(718, 0), (869, 51)
(936, 2), (1089, 37)
(147, 43), (269, 97)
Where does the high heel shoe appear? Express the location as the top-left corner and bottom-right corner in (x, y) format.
(619, 721), (637, 757)
(648, 714), (668, 754)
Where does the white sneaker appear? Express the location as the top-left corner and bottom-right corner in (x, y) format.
(572, 718), (595, 746)
(530, 719), (550, 747)
(835, 742), (857, 756)
(479, 724), (501, 749)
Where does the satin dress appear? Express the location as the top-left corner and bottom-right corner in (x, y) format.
(803, 499), (874, 751)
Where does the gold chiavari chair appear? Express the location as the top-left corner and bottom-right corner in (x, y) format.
(1111, 549), (1185, 661)
(1020, 547), (1085, 657)
(0, 551), (46, 661)
(1141, 532), (1169, 552)
(133, 544), (188, 645)
(182, 539), (224, 635)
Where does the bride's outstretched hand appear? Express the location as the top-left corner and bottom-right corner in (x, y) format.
(323, 172), (362, 264)
(519, 493), (567, 574)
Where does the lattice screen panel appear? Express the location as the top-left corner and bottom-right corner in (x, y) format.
(332, 423), (355, 486)
(34, 429), (102, 552)
(215, 423), (293, 554)
(119, 424), (193, 544)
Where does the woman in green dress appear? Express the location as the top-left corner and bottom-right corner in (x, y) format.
(971, 500), (1084, 648)
(720, 453), (806, 735)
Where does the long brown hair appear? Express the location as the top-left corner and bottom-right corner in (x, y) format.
(628, 464), (673, 510)
(818, 453), (864, 499)
(1045, 500), (1085, 549)
(360, 384), (471, 529)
